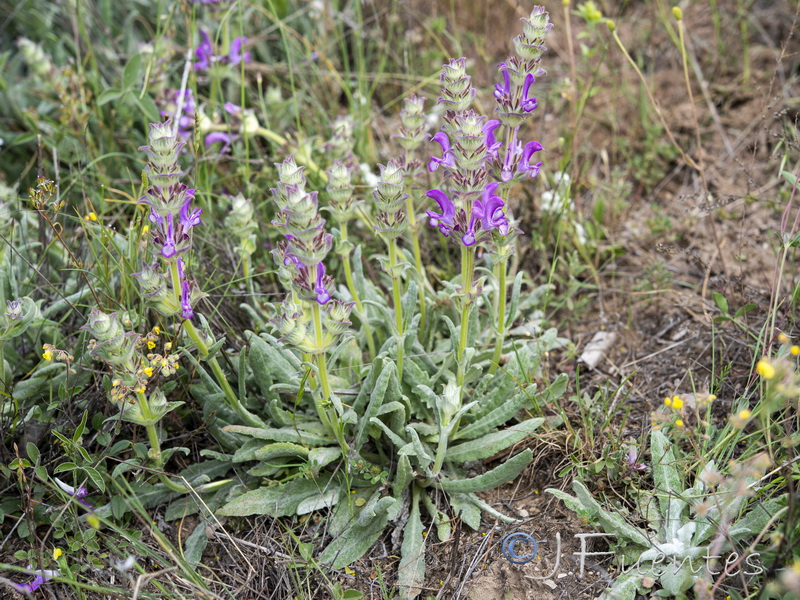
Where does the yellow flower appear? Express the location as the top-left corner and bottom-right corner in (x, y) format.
(142, 225), (149, 235)
(792, 346), (800, 356)
(164, 342), (173, 351)
(756, 360), (775, 380)
(134, 386), (146, 394)
(42, 350), (53, 361)
(778, 333), (790, 344)
(672, 396), (684, 410)
(147, 341), (156, 350)
(675, 419), (685, 428)
(739, 409), (751, 420)
(143, 367), (154, 377)
(53, 548), (63, 560)
(153, 326), (161, 335)
(664, 397), (672, 407)
(85, 212), (97, 221)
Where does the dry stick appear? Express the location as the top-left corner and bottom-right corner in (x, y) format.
(676, 14), (728, 278)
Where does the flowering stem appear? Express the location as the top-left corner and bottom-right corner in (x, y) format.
(340, 222), (376, 360)
(457, 245), (475, 369)
(489, 252), (511, 374)
(311, 300), (348, 454)
(169, 259), (182, 308)
(181, 319), (263, 428)
(405, 194), (428, 332)
(388, 239), (405, 381)
(136, 391), (188, 494)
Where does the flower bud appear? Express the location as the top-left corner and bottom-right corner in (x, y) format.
(18, 38), (52, 77)
(0, 297), (39, 342)
(276, 155), (306, 186)
(82, 308), (124, 342)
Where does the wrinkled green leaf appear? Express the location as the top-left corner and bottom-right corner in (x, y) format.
(436, 449), (532, 493)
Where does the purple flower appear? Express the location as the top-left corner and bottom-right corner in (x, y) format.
(425, 189), (456, 236)
(180, 280), (194, 319)
(427, 132), (455, 172)
(205, 131), (235, 153)
(520, 74), (537, 113)
(228, 37), (251, 66)
(483, 120), (502, 160)
(626, 446), (648, 472)
(11, 568), (59, 594)
(160, 213), (177, 259)
(314, 263), (331, 305)
(194, 30), (213, 70)
(494, 66), (511, 99)
(55, 477), (93, 509)
(474, 182), (509, 235)
(519, 141), (543, 178)
(179, 198), (202, 231)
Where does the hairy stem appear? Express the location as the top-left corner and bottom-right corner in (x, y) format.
(405, 194), (428, 332)
(388, 239), (405, 381)
(489, 254), (509, 374)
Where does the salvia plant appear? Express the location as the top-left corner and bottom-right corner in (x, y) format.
(204, 6), (564, 597)
(548, 429), (787, 600)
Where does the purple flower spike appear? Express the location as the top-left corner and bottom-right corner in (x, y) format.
(314, 264), (331, 305)
(519, 141), (544, 177)
(181, 280), (194, 319)
(205, 131), (235, 153)
(229, 37), (251, 66)
(428, 132), (455, 172)
(12, 569), (59, 594)
(194, 30), (213, 70)
(425, 189), (456, 236)
(521, 74), (538, 112)
(55, 477), (93, 509)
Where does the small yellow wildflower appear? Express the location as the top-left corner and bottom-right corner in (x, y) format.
(778, 333), (790, 344)
(675, 419), (685, 428)
(792, 346), (800, 356)
(53, 548), (63, 560)
(164, 342), (173, 351)
(42, 350), (53, 361)
(161, 359), (168, 367)
(85, 212), (98, 221)
(134, 386), (146, 394)
(146, 341), (156, 350)
(112, 379), (122, 387)
(153, 326), (161, 335)
(739, 409), (751, 420)
(672, 396), (684, 410)
(143, 367), (154, 378)
(756, 360), (775, 380)
(664, 397), (672, 407)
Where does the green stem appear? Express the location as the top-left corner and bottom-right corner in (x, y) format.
(489, 255), (509, 375)
(182, 319), (263, 427)
(311, 299), (348, 454)
(457, 246), (475, 369)
(341, 222), (376, 360)
(405, 194), (428, 332)
(388, 240), (404, 381)
(136, 391), (188, 494)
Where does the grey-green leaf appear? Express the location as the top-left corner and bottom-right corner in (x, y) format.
(447, 418), (543, 463)
(436, 449), (532, 493)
